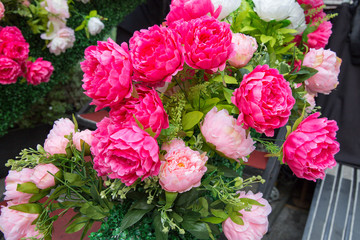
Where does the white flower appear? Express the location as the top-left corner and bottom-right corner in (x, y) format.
(46, 27), (75, 55)
(211, 0), (242, 20)
(287, 2), (306, 34)
(87, 17), (105, 36)
(253, 0), (297, 22)
(43, 0), (70, 19)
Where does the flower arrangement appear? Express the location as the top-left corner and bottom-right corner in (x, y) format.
(0, 0), (341, 239)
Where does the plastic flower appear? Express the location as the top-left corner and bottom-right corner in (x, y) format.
(283, 112), (339, 181)
(223, 191), (271, 240)
(0, 1), (4, 20)
(0, 26), (26, 42)
(1, 41), (29, 62)
(228, 33), (258, 68)
(201, 107), (255, 161)
(91, 117), (160, 186)
(4, 168), (35, 204)
(46, 27), (75, 55)
(88, 17), (105, 36)
(0, 56), (22, 84)
(307, 21), (332, 49)
(73, 129), (94, 151)
(302, 48), (341, 95)
(232, 65), (295, 137)
(44, 118), (75, 155)
(287, 2), (306, 35)
(253, 0), (296, 22)
(211, 0), (242, 20)
(159, 139), (208, 193)
(81, 38), (133, 110)
(25, 58), (54, 85)
(30, 164), (59, 189)
(43, 0), (70, 19)
(130, 25), (184, 84)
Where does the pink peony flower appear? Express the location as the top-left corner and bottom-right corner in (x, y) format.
(228, 33), (258, 68)
(306, 21), (332, 49)
(223, 191), (271, 240)
(109, 86), (169, 138)
(73, 129), (94, 151)
(91, 117), (160, 186)
(283, 112), (339, 181)
(44, 118), (75, 155)
(0, 56), (22, 84)
(159, 139), (208, 193)
(43, 0), (70, 19)
(302, 48), (341, 95)
(1, 41), (29, 62)
(166, 0), (221, 26)
(0, 26), (26, 43)
(305, 93), (316, 113)
(25, 58), (54, 85)
(30, 163), (59, 189)
(0, 203), (43, 240)
(297, 0), (325, 23)
(0, 1), (4, 20)
(232, 65), (295, 137)
(81, 38), (133, 110)
(4, 168), (34, 204)
(200, 107), (255, 161)
(130, 25), (184, 84)
(179, 16), (233, 71)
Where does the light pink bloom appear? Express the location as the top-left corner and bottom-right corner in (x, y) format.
(161, 138), (186, 153)
(303, 48), (341, 95)
(0, 203), (43, 240)
(1, 40), (29, 62)
(46, 27), (75, 55)
(159, 139), (208, 193)
(305, 93), (316, 113)
(25, 58), (54, 85)
(0, 26), (26, 42)
(0, 56), (22, 84)
(43, 0), (70, 19)
(22, 0), (31, 6)
(283, 112), (339, 181)
(223, 191), (271, 240)
(307, 21), (332, 49)
(81, 38), (133, 110)
(228, 33), (257, 68)
(44, 118), (75, 155)
(130, 25), (184, 84)
(30, 164), (59, 189)
(201, 107), (255, 161)
(91, 117), (160, 186)
(179, 16), (233, 71)
(4, 168), (34, 204)
(0, 2), (5, 20)
(73, 129), (94, 151)
(109, 86), (169, 138)
(232, 65), (295, 137)
(166, 0), (221, 26)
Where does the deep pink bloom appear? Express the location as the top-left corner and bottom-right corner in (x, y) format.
(44, 118), (75, 155)
(166, 0), (221, 26)
(73, 129), (94, 151)
(228, 33), (258, 68)
(223, 191), (271, 240)
(303, 48), (341, 95)
(232, 65), (295, 137)
(200, 107), (255, 161)
(159, 139), (208, 193)
(179, 16), (233, 71)
(109, 86), (169, 138)
(0, 56), (22, 84)
(30, 164), (59, 189)
(81, 38), (133, 110)
(283, 112), (339, 181)
(297, 0), (325, 23)
(306, 21), (332, 49)
(0, 26), (26, 43)
(130, 25), (184, 84)
(4, 169), (34, 204)
(1, 41), (29, 62)
(91, 117), (160, 186)
(25, 58), (54, 85)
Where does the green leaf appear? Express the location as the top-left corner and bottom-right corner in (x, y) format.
(285, 125), (292, 139)
(277, 28), (297, 34)
(292, 106), (306, 132)
(223, 87), (234, 104)
(176, 188), (198, 207)
(131, 199), (155, 211)
(182, 215), (210, 239)
(133, 114), (144, 130)
(240, 25), (257, 32)
(80, 202), (108, 220)
(17, 182), (39, 194)
(80, 219), (94, 240)
(64, 172), (82, 184)
(75, 22), (86, 32)
(153, 213), (168, 240)
(48, 186), (67, 200)
(89, 10), (98, 18)
(120, 208), (154, 231)
(145, 127), (156, 138)
(279, 62), (291, 75)
(182, 111), (203, 130)
(213, 75), (238, 84)
(65, 217), (89, 233)
(201, 98), (220, 113)
(200, 217), (225, 224)
(260, 35), (274, 44)
(210, 209), (228, 219)
(217, 166), (240, 178)
(171, 212), (183, 223)
(29, 189), (51, 202)
(165, 191), (178, 209)
(9, 203), (43, 214)
(229, 211), (244, 225)
(291, 66), (318, 83)
(240, 198), (264, 207)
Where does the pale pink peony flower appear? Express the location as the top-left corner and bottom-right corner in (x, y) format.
(22, 0), (31, 6)
(43, 0), (70, 19)
(109, 86), (169, 138)
(91, 117), (160, 186)
(200, 107), (255, 161)
(73, 129), (94, 151)
(303, 48), (341, 95)
(46, 27), (75, 55)
(307, 21), (332, 49)
(88, 17), (104, 36)
(223, 191), (271, 240)
(0, 26), (26, 43)
(4, 168), (34, 204)
(0, 56), (22, 84)
(159, 139), (208, 193)
(232, 65), (296, 137)
(161, 138), (186, 153)
(130, 25), (184, 84)
(1, 41), (29, 62)
(166, 0), (221, 26)
(305, 93), (316, 113)
(179, 16), (233, 72)
(0, 203), (43, 240)
(0, 2), (5, 20)
(44, 118), (75, 155)
(30, 163), (59, 189)
(25, 58), (54, 85)
(283, 112), (339, 181)
(228, 33), (258, 68)
(81, 38), (133, 110)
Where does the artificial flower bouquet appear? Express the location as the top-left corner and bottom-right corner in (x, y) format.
(0, 0), (341, 239)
